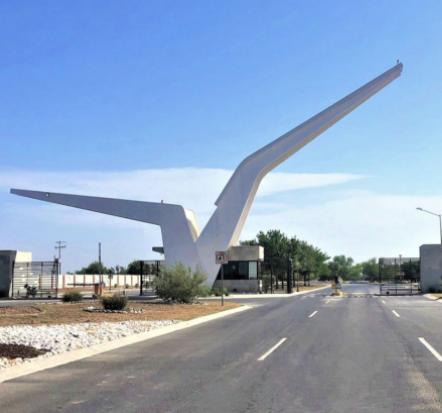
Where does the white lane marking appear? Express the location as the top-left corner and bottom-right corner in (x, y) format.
(325, 299), (330, 304)
(419, 337), (442, 361)
(257, 338), (287, 361)
(382, 300), (386, 304)
(308, 310), (318, 318)
(392, 310), (400, 318)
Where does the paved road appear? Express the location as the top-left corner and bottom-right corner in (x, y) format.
(1, 284), (442, 412)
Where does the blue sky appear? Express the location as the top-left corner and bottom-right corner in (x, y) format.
(1, 1), (442, 271)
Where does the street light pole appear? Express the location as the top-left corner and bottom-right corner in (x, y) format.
(416, 207), (442, 244)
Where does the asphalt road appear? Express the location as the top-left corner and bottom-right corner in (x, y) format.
(1, 284), (442, 412)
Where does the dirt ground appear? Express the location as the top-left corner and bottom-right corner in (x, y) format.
(0, 300), (240, 327)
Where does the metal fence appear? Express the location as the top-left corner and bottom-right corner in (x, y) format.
(379, 282), (421, 296)
(11, 261), (59, 298)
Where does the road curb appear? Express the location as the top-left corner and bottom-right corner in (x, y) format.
(424, 294), (442, 301)
(203, 284), (330, 300)
(0, 304), (252, 384)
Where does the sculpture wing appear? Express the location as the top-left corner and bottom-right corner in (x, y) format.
(10, 189), (200, 265)
(215, 63), (403, 208)
(197, 63), (403, 287)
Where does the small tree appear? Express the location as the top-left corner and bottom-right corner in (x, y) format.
(76, 261), (109, 275)
(154, 263), (208, 303)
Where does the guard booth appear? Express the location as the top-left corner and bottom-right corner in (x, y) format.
(214, 245), (264, 293)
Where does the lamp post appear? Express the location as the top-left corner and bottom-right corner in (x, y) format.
(416, 207), (442, 244)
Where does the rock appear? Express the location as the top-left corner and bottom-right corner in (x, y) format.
(0, 319), (179, 371)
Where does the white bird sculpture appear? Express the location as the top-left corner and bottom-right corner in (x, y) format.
(11, 63), (403, 286)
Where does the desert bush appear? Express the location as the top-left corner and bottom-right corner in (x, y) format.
(62, 291), (83, 302)
(211, 287), (229, 297)
(153, 263), (208, 303)
(101, 294), (128, 310)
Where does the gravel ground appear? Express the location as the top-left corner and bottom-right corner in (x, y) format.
(0, 320), (179, 371)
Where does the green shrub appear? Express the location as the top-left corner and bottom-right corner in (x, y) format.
(62, 291), (83, 302)
(153, 263), (208, 303)
(211, 287), (229, 297)
(261, 273), (271, 293)
(101, 294), (128, 311)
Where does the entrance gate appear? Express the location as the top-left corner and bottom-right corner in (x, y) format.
(11, 261), (59, 298)
(379, 282), (421, 296)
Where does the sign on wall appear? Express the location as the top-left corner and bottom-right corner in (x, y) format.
(215, 251), (229, 265)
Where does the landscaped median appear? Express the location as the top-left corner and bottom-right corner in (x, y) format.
(0, 300), (242, 376)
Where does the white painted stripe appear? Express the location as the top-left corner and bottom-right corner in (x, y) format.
(392, 310), (400, 318)
(419, 337), (442, 361)
(382, 300), (386, 304)
(325, 299), (330, 304)
(308, 310), (318, 318)
(257, 338), (287, 361)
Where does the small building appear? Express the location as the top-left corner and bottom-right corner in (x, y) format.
(0, 251), (32, 297)
(420, 244), (442, 293)
(214, 245), (264, 293)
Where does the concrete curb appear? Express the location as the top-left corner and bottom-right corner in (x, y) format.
(0, 305), (252, 384)
(424, 294), (442, 301)
(202, 284), (330, 300)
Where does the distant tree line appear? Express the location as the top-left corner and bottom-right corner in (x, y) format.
(75, 260), (158, 275)
(241, 229), (420, 289)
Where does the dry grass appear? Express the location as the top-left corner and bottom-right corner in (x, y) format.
(428, 293), (442, 300)
(297, 283), (329, 292)
(0, 301), (240, 327)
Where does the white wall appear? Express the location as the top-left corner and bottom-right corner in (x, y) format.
(59, 274), (144, 289)
(420, 244), (442, 292)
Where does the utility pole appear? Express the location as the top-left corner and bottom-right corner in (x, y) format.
(54, 241), (66, 278)
(55, 241), (66, 261)
(98, 242), (102, 286)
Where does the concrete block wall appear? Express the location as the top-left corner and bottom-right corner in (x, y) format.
(58, 274), (144, 289)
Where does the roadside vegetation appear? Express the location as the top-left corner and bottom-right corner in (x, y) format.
(153, 263), (209, 303)
(242, 229), (420, 290)
(62, 291), (83, 303)
(101, 294), (128, 311)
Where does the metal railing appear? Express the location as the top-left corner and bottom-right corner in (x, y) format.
(379, 282), (421, 296)
(11, 261), (59, 298)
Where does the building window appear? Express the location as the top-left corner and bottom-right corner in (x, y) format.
(248, 262), (257, 279)
(218, 261), (250, 280)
